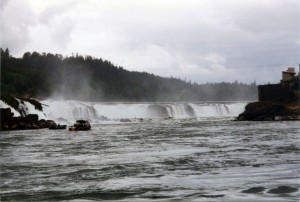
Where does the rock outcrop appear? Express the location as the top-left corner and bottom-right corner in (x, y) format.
(0, 108), (52, 130)
(237, 101), (299, 121)
(0, 94), (52, 130)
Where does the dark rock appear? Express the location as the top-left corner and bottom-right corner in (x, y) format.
(11, 124), (18, 130)
(26, 123), (33, 129)
(2, 123), (10, 130)
(31, 124), (40, 129)
(267, 186), (298, 194)
(99, 115), (109, 121)
(197, 194), (225, 198)
(0, 109), (44, 130)
(242, 187), (265, 193)
(1, 108), (14, 120)
(26, 114), (39, 122)
(47, 120), (56, 126)
(1, 95), (46, 130)
(18, 121), (26, 130)
(120, 118), (131, 122)
(237, 101), (299, 121)
(0, 108), (14, 130)
(38, 119), (48, 128)
(252, 164), (262, 167)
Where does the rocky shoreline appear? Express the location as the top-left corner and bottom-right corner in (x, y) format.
(237, 101), (300, 121)
(0, 108), (55, 130)
(0, 94), (53, 131)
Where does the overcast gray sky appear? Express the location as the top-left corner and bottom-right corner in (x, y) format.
(1, 0), (299, 84)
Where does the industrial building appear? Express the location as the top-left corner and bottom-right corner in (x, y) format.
(258, 67), (300, 102)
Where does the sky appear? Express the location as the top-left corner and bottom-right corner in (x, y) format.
(0, 0), (299, 84)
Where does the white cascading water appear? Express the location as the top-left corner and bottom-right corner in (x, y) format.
(0, 100), (47, 120)
(40, 100), (247, 122)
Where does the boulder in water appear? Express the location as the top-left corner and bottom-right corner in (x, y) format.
(267, 186), (298, 194)
(120, 118), (131, 122)
(99, 115), (110, 121)
(0, 110), (44, 130)
(0, 108), (14, 130)
(26, 114), (39, 123)
(47, 120), (56, 126)
(38, 119), (48, 128)
(241, 187), (265, 193)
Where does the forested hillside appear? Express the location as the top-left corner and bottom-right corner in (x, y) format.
(1, 48), (257, 101)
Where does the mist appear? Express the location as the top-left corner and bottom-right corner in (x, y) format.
(49, 63), (103, 101)
(1, 50), (258, 102)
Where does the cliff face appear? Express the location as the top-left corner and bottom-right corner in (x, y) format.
(237, 101), (300, 121)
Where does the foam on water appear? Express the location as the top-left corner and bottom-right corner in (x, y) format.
(1, 119), (299, 201)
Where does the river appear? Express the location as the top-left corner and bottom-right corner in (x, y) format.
(0, 101), (299, 201)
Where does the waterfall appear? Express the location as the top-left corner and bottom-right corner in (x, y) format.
(41, 100), (247, 121)
(0, 99), (46, 120)
(42, 100), (98, 120)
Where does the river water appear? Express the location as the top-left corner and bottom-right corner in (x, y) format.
(0, 101), (299, 201)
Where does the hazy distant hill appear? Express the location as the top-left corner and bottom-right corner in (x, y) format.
(1, 48), (257, 101)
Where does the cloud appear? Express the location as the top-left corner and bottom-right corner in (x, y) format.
(117, 44), (178, 72)
(0, 0), (37, 54)
(38, 1), (74, 24)
(37, 1), (75, 49)
(0, 0), (9, 9)
(1, 0), (299, 84)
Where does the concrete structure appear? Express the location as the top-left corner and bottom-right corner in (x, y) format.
(282, 67), (296, 81)
(258, 67), (300, 102)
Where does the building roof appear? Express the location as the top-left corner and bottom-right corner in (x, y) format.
(282, 67), (296, 74)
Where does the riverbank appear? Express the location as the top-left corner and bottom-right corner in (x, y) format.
(0, 108), (51, 130)
(0, 94), (51, 130)
(237, 101), (300, 121)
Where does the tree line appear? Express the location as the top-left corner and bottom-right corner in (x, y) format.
(1, 48), (257, 101)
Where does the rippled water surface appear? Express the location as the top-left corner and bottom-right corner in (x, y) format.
(1, 119), (299, 201)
